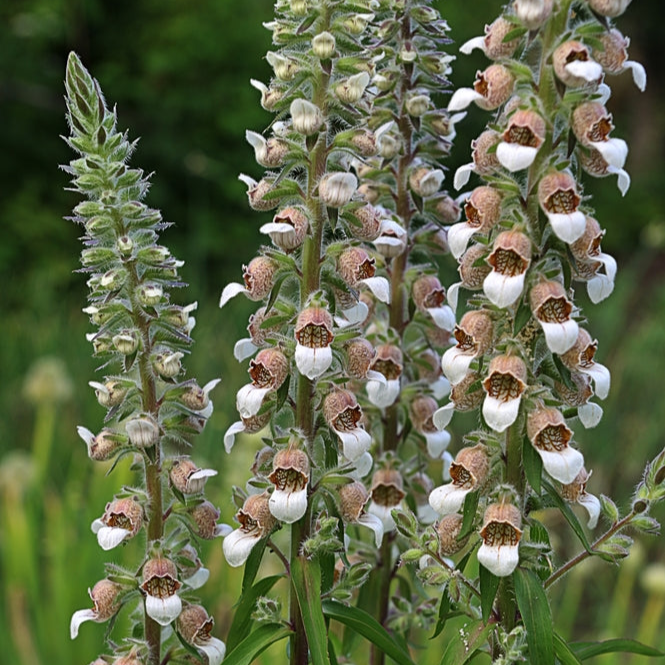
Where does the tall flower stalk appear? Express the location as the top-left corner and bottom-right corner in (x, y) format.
(64, 53), (225, 665)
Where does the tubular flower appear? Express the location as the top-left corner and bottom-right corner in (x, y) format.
(449, 186), (503, 259)
(349, 205), (383, 241)
(177, 605), (227, 665)
(373, 219), (408, 258)
(410, 395), (451, 458)
(460, 18), (521, 60)
(260, 207), (309, 251)
(412, 275), (455, 331)
(323, 389), (373, 461)
(417, 348), (451, 401)
(429, 444), (490, 515)
(513, 0), (553, 29)
(245, 130), (288, 168)
(529, 280), (579, 354)
(560, 467), (601, 528)
(578, 144), (630, 196)
(344, 338), (381, 383)
(572, 102), (627, 170)
(367, 344), (403, 408)
(482, 355), (528, 433)
(223, 493), (277, 568)
(338, 247), (390, 304)
(268, 448), (310, 523)
(537, 171), (586, 243)
(570, 217), (617, 303)
(454, 129), (501, 190)
(483, 230), (532, 308)
(447, 243), (492, 312)
(561, 329), (611, 399)
(140, 557), (182, 626)
(552, 41), (603, 88)
(409, 167), (445, 198)
(169, 458), (217, 495)
(592, 29), (646, 91)
(219, 256), (277, 309)
(336, 71), (371, 104)
(555, 373), (603, 430)
(587, 0), (632, 18)
(441, 310), (494, 385)
(290, 98), (324, 135)
(437, 514), (470, 556)
(338, 481), (384, 547)
(238, 174), (280, 212)
(448, 64), (515, 112)
(527, 406), (584, 484)
(91, 497), (143, 551)
(70, 579), (122, 639)
(77, 426), (125, 462)
(233, 306), (280, 362)
(224, 410), (271, 454)
(189, 501), (229, 540)
(294, 306), (334, 380)
(477, 502), (523, 577)
(236, 347), (289, 418)
(368, 469), (406, 534)
(319, 172), (358, 207)
(433, 371), (485, 430)
(496, 109), (547, 172)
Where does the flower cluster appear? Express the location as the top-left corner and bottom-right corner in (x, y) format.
(64, 53), (226, 664)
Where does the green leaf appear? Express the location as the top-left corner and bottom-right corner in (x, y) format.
(542, 480), (593, 553)
(241, 537), (269, 593)
(322, 600), (416, 665)
(439, 618), (492, 665)
(554, 633), (583, 665)
(431, 588), (451, 638)
(514, 568), (554, 665)
(523, 436), (542, 494)
(223, 623), (293, 665)
(292, 557), (331, 665)
(459, 490), (480, 539)
(479, 564), (500, 623)
(571, 639), (665, 660)
(226, 575), (283, 652)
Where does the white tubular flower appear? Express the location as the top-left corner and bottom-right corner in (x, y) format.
(442, 310), (494, 385)
(449, 185), (502, 258)
(553, 41), (603, 88)
(178, 605), (227, 665)
(338, 247), (390, 305)
(482, 355), (528, 433)
(323, 389), (373, 461)
(409, 167), (444, 198)
(460, 18), (519, 60)
(454, 130), (501, 190)
(338, 481), (384, 548)
(290, 98), (323, 135)
(250, 79), (283, 111)
(180, 378), (221, 419)
(70, 579), (121, 639)
(245, 130), (287, 168)
(570, 217), (617, 303)
(368, 469), (406, 534)
(513, 0), (553, 29)
(561, 468), (600, 529)
(294, 307), (334, 380)
(593, 29), (646, 92)
(429, 444), (489, 516)
(373, 219), (407, 258)
(77, 426), (124, 462)
(433, 372), (485, 430)
(527, 406), (584, 484)
(336, 71), (370, 103)
(140, 557), (182, 626)
(220, 256), (277, 308)
(223, 493), (276, 568)
(319, 172), (358, 207)
(260, 207), (309, 251)
(537, 171), (586, 244)
(410, 396), (452, 458)
(483, 231), (532, 308)
(579, 145), (631, 197)
(562, 329), (611, 400)
(91, 497), (143, 551)
(477, 503), (523, 577)
(170, 458), (218, 495)
(268, 448), (309, 524)
(412, 275), (455, 331)
(367, 344), (403, 408)
(497, 109), (546, 172)
(236, 347), (289, 418)
(530, 281), (579, 354)
(572, 102), (628, 170)
(448, 64), (515, 112)
(224, 411), (271, 453)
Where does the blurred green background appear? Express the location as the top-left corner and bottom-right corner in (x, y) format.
(1, 0), (664, 662)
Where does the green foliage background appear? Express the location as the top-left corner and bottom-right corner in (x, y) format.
(1, 0), (664, 663)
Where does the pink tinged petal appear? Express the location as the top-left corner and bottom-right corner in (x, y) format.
(447, 282), (462, 314)
(477, 543), (520, 577)
(220, 282), (248, 308)
(334, 302), (369, 328)
(579, 363), (610, 400)
(368, 501), (400, 532)
(448, 222), (477, 259)
(234, 338), (258, 362)
(442, 346), (475, 385)
(590, 138), (628, 169)
(269, 487), (308, 524)
(366, 378), (400, 408)
(433, 403), (455, 431)
(357, 513), (385, 547)
(430, 376), (452, 400)
(448, 88), (484, 112)
(236, 384), (271, 418)
(565, 60), (603, 82)
(539, 319), (579, 355)
(350, 452), (373, 478)
(93, 524), (131, 551)
(425, 430), (451, 458)
(578, 403), (603, 429)
(337, 427), (372, 461)
(184, 567), (210, 589)
(70, 609), (97, 639)
(483, 271), (526, 308)
(547, 211), (587, 243)
(578, 492), (601, 529)
(224, 421), (246, 453)
(625, 61), (647, 91)
(428, 484), (471, 516)
(496, 143), (538, 172)
(145, 593), (182, 626)
(454, 163), (475, 191)
(607, 166), (631, 196)
(442, 451), (454, 482)
(459, 35), (486, 55)
(295, 343), (333, 380)
(197, 638), (227, 665)
(482, 395), (521, 433)
(536, 446), (585, 485)
(223, 528), (262, 567)
(360, 276), (391, 303)
(428, 305), (456, 331)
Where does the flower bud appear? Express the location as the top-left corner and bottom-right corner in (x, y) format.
(343, 13), (374, 35)
(345, 338), (376, 379)
(290, 99), (324, 136)
(190, 500), (223, 539)
(409, 167), (444, 198)
(137, 283), (163, 307)
(266, 51), (298, 80)
(437, 514), (469, 556)
(99, 268), (127, 290)
(78, 426), (126, 461)
(90, 380), (128, 407)
(553, 41), (602, 88)
(153, 351), (183, 379)
(587, 0), (631, 16)
(126, 414), (159, 447)
(459, 244), (491, 289)
(410, 395), (439, 433)
(373, 220), (407, 258)
(238, 175), (279, 212)
(243, 256), (278, 301)
(261, 206), (309, 251)
(336, 72), (370, 104)
(312, 31), (336, 59)
(170, 458), (217, 495)
(349, 205), (383, 241)
(474, 65), (515, 110)
(432, 195), (461, 224)
(338, 481), (370, 522)
(319, 172), (358, 207)
(112, 329), (140, 355)
(513, 0), (553, 29)
(405, 92), (431, 117)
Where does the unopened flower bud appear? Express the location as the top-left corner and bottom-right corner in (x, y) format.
(99, 268), (126, 290)
(319, 172), (357, 207)
(513, 0), (553, 29)
(266, 51), (298, 80)
(343, 13), (374, 35)
(349, 205), (382, 241)
(437, 514), (469, 556)
(261, 207), (309, 251)
(290, 99), (324, 136)
(112, 329), (140, 355)
(312, 31), (336, 58)
(409, 167), (444, 198)
(245, 131), (289, 168)
(374, 70), (398, 92)
(336, 72), (370, 104)
(405, 92), (431, 117)
(136, 283), (163, 307)
(350, 129), (378, 157)
(78, 426), (126, 461)
(588, 0), (631, 16)
(153, 351), (183, 379)
(243, 256), (278, 301)
(126, 414), (159, 447)
(553, 41), (603, 88)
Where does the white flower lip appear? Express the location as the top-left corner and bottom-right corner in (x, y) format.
(496, 143), (539, 172)
(482, 394), (521, 433)
(429, 483), (471, 516)
(483, 270), (526, 309)
(223, 528), (263, 568)
(366, 377), (400, 408)
(224, 421), (246, 453)
(459, 36), (486, 55)
(220, 282), (248, 308)
(357, 513), (384, 547)
(477, 541), (520, 577)
(579, 492), (601, 528)
(625, 60), (647, 91)
(589, 138), (628, 169)
(535, 445), (585, 485)
(427, 304), (456, 331)
(447, 88), (484, 112)
(539, 319), (579, 355)
(336, 427), (372, 461)
(447, 222), (477, 260)
(425, 429), (451, 458)
(145, 593), (182, 627)
(433, 403), (455, 430)
(70, 609), (97, 639)
(334, 301), (369, 328)
(259, 222), (298, 247)
(565, 59), (603, 83)
(454, 163), (476, 190)
(578, 403), (603, 429)
(91, 520), (131, 550)
(234, 338), (258, 362)
(269, 487), (308, 523)
(197, 637), (227, 665)
(546, 211), (586, 244)
(236, 383), (271, 418)
(295, 343), (333, 380)
(368, 500), (400, 533)
(441, 346), (475, 385)
(586, 253), (617, 304)
(447, 282), (461, 314)
(579, 361), (611, 400)
(360, 276), (391, 303)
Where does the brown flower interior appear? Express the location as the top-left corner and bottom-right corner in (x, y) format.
(505, 124), (540, 147)
(371, 359), (402, 380)
(143, 575), (181, 599)
(371, 483), (406, 507)
(356, 258), (376, 281)
(536, 424), (571, 452)
(566, 49), (589, 64)
(196, 618), (215, 641)
(588, 118), (612, 143)
(269, 467), (308, 492)
(474, 74), (489, 97)
(486, 372), (525, 401)
(454, 327), (477, 352)
(296, 323), (333, 348)
(237, 511), (259, 532)
(579, 342), (597, 368)
(450, 463), (474, 488)
(249, 362), (273, 388)
(106, 512), (134, 530)
(464, 201), (483, 227)
(537, 296), (572, 323)
(333, 405), (362, 431)
(545, 189), (580, 214)
(480, 521), (521, 546)
(488, 249), (528, 277)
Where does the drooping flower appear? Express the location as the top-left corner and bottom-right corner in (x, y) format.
(70, 579), (122, 639)
(169, 458), (218, 495)
(429, 444), (490, 515)
(513, 0), (553, 29)
(529, 280), (579, 354)
(537, 171), (586, 243)
(527, 405), (584, 484)
(236, 347), (289, 418)
(323, 389), (373, 461)
(319, 172), (358, 207)
(454, 129), (501, 190)
(140, 557), (182, 626)
(189, 500), (229, 540)
(412, 275), (455, 330)
(335, 71), (371, 104)
(441, 310), (493, 385)
(245, 130), (289, 168)
(449, 186), (503, 260)
(238, 174), (280, 212)
(483, 230), (532, 308)
(592, 29), (646, 91)
(224, 410), (271, 453)
(268, 448), (310, 524)
(460, 17), (521, 60)
(219, 256), (278, 309)
(433, 371), (485, 430)
(554, 373), (603, 430)
(223, 492), (277, 567)
(177, 604), (227, 665)
(410, 395), (451, 458)
(180, 378), (221, 419)
(578, 145), (631, 197)
(560, 467), (601, 528)
(366, 344), (403, 408)
(482, 355), (528, 433)
(477, 502), (523, 577)
(373, 219), (408, 258)
(409, 166), (445, 198)
(437, 514), (470, 556)
(572, 102), (627, 170)
(294, 306), (334, 380)
(338, 480), (384, 547)
(496, 109), (547, 172)
(448, 64), (515, 112)
(368, 469), (406, 534)
(561, 329), (611, 399)
(587, 0), (632, 18)
(91, 496), (143, 550)
(260, 207), (309, 251)
(338, 247), (390, 304)
(552, 41), (603, 88)
(77, 426), (125, 461)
